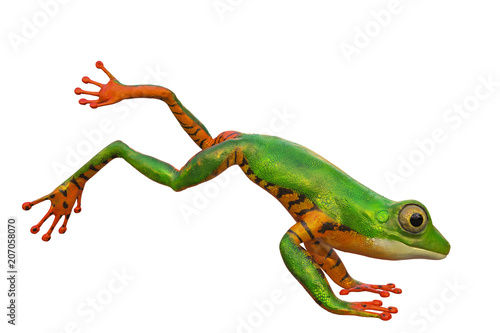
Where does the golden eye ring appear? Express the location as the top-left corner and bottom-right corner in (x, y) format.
(398, 204), (428, 233)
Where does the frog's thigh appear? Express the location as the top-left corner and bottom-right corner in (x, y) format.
(279, 224), (344, 311)
(239, 134), (326, 195)
(173, 138), (244, 191)
(304, 239), (358, 289)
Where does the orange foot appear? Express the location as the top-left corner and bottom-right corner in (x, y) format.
(23, 180), (84, 241)
(351, 300), (398, 321)
(341, 283), (402, 298)
(75, 61), (128, 109)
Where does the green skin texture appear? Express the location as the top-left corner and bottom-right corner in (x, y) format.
(242, 135), (449, 254)
(27, 64), (451, 319)
(242, 135), (450, 316)
(62, 130), (450, 318)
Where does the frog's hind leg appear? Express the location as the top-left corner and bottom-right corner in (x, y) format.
(279, 220), (398, 320)
(23, 133), (246, 240)
(164, 90), (241, 150)
(74, 60), (238, 150)
(304, 239), (402, 298)
(304, 239), (358, 289)
(58, 135), (246, 196)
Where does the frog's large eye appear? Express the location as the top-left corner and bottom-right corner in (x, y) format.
(398, 204), (428, 233)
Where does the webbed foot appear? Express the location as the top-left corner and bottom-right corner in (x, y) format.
(75, 61), (127, 108)
(23, 180), (84, 241)
(350, 300), (398, 321)
(340, 282), (402, 298)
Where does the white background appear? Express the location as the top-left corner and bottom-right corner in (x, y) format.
(1, 0), (499, 332)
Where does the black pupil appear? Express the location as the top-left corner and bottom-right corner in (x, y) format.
(410, 213), (424, 227)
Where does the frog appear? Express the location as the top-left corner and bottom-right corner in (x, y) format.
(23, 61), (450, 321)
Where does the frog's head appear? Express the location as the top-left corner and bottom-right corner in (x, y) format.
(368, 200), (450, 260)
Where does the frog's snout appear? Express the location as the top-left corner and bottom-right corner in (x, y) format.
(440, 239), (451, 257)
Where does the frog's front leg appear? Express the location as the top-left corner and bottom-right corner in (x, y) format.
(280, 221), (397, 320)
(304, 239), (402, 298)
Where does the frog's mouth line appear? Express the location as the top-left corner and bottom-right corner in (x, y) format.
(369, 238), (448, 260)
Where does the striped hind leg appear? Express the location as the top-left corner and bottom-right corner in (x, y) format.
(151, 93), (242, 149)
(279, 221), (398, 320)
(75, 61), (240, 150)
(304, 239), (402, 298)
(24, 136), (247, 240)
